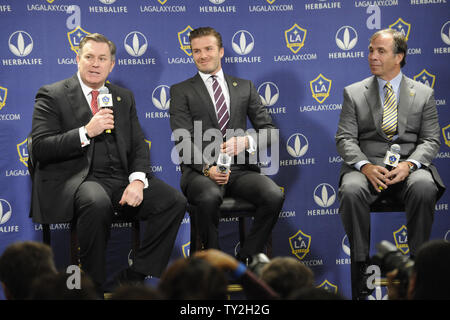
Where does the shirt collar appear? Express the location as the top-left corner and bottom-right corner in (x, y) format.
(377, 71), (403, 93)
(77, 71), (107, 97)
(198, 69), (225, 84)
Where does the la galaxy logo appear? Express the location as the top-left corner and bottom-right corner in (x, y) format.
(389, 18), (411, 41)
(284, 24), (306, 54)
(286, 133), (308, 158)
(152, 85), (171, 110)
(289, 229), (311, 260)
(313, 183), (336, 208)
(257, 82), (279, 107)
(231, 30), (255, 55)
(0, 199), (12, 225)
(182, 242), (190, 258)
(310, 74), (332, 104)
(67, 26), (91, 54)
(124, 31), (148, 57)
(8, 31), (33, 57)
(317, 280), (338, 294)
(158, 0), (168, 4)
(145, 139), (152, 150)
(178, 26), (193, 56)
(393, 225), (409, 254)
(16, 138), (29, 167)
(413, 69), (436, 89)
(442, 124), (450, 147)
(0, 86), (7, 111)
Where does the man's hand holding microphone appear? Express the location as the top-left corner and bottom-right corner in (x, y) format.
(85, 87), (114, 138)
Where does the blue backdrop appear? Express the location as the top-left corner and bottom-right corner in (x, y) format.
(0, 0), (449, 300)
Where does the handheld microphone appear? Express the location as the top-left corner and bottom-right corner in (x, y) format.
(216, 152), (231, 174)
(379, 144), (401, 191)
(98, 87), (113, 133)
(383, 144), (401, 170)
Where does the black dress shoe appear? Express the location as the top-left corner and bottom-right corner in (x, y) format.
(112, 267), (146, 288)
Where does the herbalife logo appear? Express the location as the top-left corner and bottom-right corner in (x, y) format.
(313, 183), (336, 208)
(124, 31), (148, 57)
(286, 133), (308, 158)
(231, 30), (255, 55)
(8, 31), (33, 57)
(441, 21), (450, 45)
(258, 82), (279, 107)
(0, 199), (12, 225)
(335, 26), (358, 51)
(152, 85), (170, 110)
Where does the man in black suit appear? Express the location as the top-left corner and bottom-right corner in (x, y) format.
(31, 33), (186, 292)
(169, 27), (284, 263)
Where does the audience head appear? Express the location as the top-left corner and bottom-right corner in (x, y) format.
(157, 256), (228, 299)
(0, 241), (57, 300)
(28, 271), (98, 300)
(111, 284), (161, 300)
(260, 256), (314, 298)
(410, 239), (450, 300)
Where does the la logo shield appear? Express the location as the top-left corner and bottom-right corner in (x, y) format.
(317, 280), (338, 294)
(16, 138), (29, 167)
(442, 124), (450, 147)
(178, 26), (194, 56)
(413, 69), (436, 89)
(0, 86), (7, 110)
(389, 18), (411, 41)
(289, 229), (311, 260)
(182, 242), (190, 258)
(145, 139), (152, 150)
(67, 26), (91, 54)
(285, 24), (307, 54)
(310, 74), (332, 104)
(393, 225), (409, 255)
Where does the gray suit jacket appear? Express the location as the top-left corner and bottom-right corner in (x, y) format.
(335, 75), (445, 198)
(169, 72), (276, 191)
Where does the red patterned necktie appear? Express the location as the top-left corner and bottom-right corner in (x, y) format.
(90, 90), (99, 115)
(211, 75), (229, 137)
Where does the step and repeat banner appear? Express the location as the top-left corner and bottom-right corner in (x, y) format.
(0, 0), (449, 299)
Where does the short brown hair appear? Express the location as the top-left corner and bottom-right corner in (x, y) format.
(78, 33), (116, 60)
(189, 27), (223, 48)
(370, 28), (407, 67)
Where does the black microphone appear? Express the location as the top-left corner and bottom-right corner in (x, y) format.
(378, 144), (401, 191)
(97, 87), (113, 133)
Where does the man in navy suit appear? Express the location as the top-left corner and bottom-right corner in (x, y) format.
(169, 27), (284, 263)
(31, 33), (186, 293)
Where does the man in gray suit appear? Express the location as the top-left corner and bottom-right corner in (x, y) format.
(335, 29), (445, 299)
(170, 27), (284, 263)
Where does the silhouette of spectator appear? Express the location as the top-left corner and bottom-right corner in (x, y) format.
(260, 256), (314, 298)
(157, 256), (228, 299)
(28, 271), (98, 300)
(111, 284), (161, 300)
(0, 241), (57, 300)
(387, 239), (450, 300)
(288, 287), (346, 300)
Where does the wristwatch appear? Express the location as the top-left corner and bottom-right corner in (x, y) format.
(407, 162), (417, 174)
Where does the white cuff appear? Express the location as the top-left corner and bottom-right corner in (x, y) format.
(129, 172), (149, 189)
(79, 127), (90, 147)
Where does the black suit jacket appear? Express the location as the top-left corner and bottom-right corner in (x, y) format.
(30, 74), (151, 223)
(169, 72), (277, 192)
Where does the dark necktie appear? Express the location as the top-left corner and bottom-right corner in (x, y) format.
(91, 90), (99, 115)
(211, 75), (229, 137)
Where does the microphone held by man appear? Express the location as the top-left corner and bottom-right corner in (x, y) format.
(98, 87), (113, 134)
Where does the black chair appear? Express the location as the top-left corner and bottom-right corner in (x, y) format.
(187, 197), (273, 258)
(27, 135), (141, 266)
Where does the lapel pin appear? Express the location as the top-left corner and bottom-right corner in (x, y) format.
(233, 82), (237, 87)
(117, 96), (121, 102)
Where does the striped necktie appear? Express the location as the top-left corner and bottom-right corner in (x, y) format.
(381, 82), (397, 140)
(91, 90), (99, 115)
(211, 75), (229, 137)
